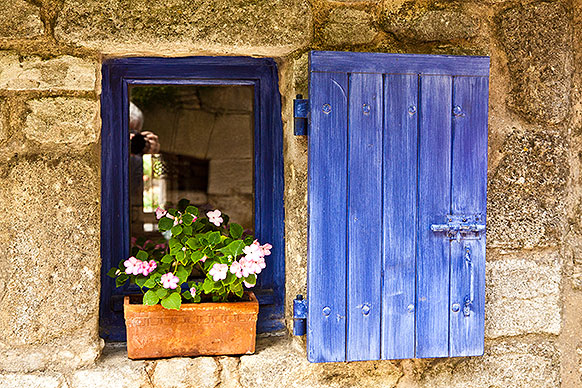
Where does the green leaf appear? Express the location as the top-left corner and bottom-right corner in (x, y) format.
(208, 231), (221, 245)
(161, 292), (182, 310)
(244, 274), (257, 286)
(143, 290), (160, 305)
(161, 254), (174, 263)
(186, 205), (199, 216)
(135, 276), (148, 288)
(186, 237), (198, 250)
(182, 213), (194, 225)
(115, 274), (129, 287)
(155, 288), (168, 299)
(202, 278), (215, 293)
(182, 290), (193, 300)
(171, 225), (183, 235)
(176, 265), (189, 282)
(191, 251), (204, 264)
(106, 267), (118, 278)
(136, 250), (148, 260)
(143, 278), (157, 288)
(218, 240), (245, 258)
(158, 217), (173, 231)
(182, 225), (193, 236)
(229, 223), (243, 239)
(231, 282), (244, 298)
(224, 272), (236, 285)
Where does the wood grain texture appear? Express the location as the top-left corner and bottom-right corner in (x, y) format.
(382, 74), (418, 360)
(310, 51), (490, 76)
(416, 75), (452, 358)
(449, 76), (488, 356)
(346, 73), (383, 361)
(307, 72), (349, 362)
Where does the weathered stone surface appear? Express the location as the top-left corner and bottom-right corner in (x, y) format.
(206, 114), (253, 159)
(380, 3), (478, 42)
(71, 345), (148, 388)
(0, 154), (101, 370)
(320, 7), (377, 46)
(0, 52), (97, 91)
(485, 257), (561, 338)
(420, 340), (560, 388)
(240, 338), (402, 388)
(56, 0), (312, 55)
(0, 373), (66, 388)
(496, 1), (572, 124)
(0, 1), (43, 38)
(24, 98), (100, 146)
(152, 357), (219, 388)
(208, 159), (253, 195)
(219, 356), (242, 388)
(487, 128), (568, 249)
(198, 86), (254, 113)
(0, 99), (6, 143)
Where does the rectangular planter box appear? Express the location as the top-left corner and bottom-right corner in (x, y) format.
(124, 292), (259, 359)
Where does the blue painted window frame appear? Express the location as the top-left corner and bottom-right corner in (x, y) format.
(100, 56), (285, 341)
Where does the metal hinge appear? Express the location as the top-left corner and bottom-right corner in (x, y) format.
(294, 95), (309, 136)
(293, 295), (308, 335)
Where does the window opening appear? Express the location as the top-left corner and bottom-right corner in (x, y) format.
(127, 85), (254, 249)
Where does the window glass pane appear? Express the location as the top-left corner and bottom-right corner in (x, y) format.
(128, 85), (254, 246)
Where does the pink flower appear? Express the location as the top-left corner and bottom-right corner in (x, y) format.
(200, 255), (207, 263)
(124, 256), (141, 275)
(208, 263), (228, 281)
(260, 242), (272, 257)
(143, 260), (157, 276)
(155, 207), (167, 220)
(207, 210), (223, 227)
(243, 281), (255, 288)
(229, 261), (247, 278)
(161, 273), (180, 289)
(190, 286), (196, 296)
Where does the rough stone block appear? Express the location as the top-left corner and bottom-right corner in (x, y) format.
(152, 357), (219, 388)
(0, 154), (101, 370)
(198, 86), (254, 113)
(206, 114), (253, 159)
(0, 1), (42, 38)
(240, 337), (402, 388)
(24, 98), (100, 146)
(0, 99), (6, 143)
(420, 340), (560, 388)
(485, 257), (561, 338)
(208, 159), (253, 195)
(71, 345), (148, 388)
(0, 52), (97, 91)
(380, 4), (478, 42)
(208, 194), (254, 228)
(0, 373), (66, 388)
(487, 128), (568, 249)
(56, 0), (312, 54)
(320, 8), (377, 46)
(496, 1), (572, 124)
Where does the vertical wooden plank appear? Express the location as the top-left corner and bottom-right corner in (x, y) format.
(382, 74), (418, 359)
(449, 76), (488, 356)
(416, 74), (452, 358)
(307, 71), (348, 362)
(347, 73), (383, 361)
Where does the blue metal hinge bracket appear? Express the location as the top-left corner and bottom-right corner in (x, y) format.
(293, 295), (308, 336)
(294, 95), (309, 136)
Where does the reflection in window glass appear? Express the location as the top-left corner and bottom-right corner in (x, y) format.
(128, 85), (254, 247)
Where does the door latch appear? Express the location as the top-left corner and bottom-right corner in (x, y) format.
(430, 214), (485, 242)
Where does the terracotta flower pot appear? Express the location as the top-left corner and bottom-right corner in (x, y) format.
(124, 292), (259, 359)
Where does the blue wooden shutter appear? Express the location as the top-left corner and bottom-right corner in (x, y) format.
(306, 51), (489, 362)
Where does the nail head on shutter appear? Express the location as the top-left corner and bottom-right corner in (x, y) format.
(322, 104), (332, 114)
(322, 306), (331, 316)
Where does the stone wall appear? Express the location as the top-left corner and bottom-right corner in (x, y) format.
(0, 0), (581, 387)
